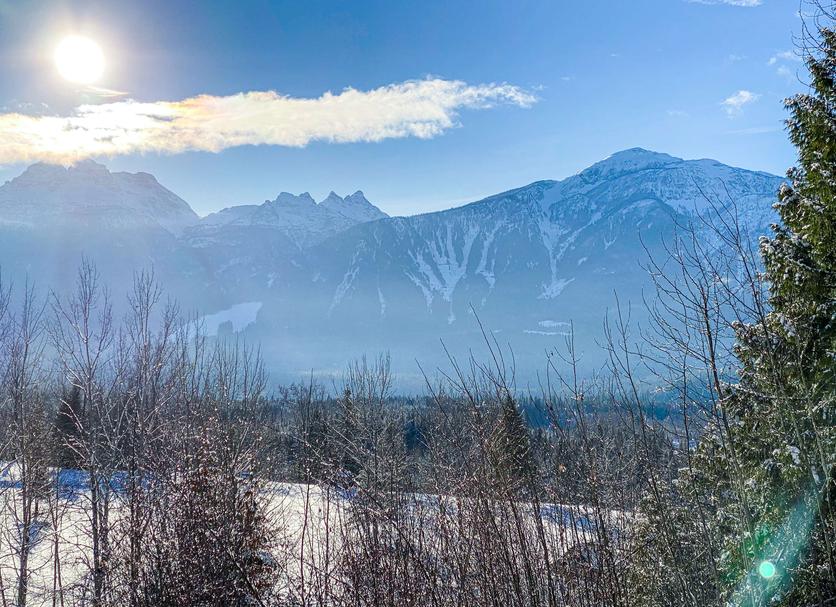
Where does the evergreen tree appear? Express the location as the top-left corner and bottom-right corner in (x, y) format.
(54, 385), (83, 469)
(142, 416), (276, 607)
(298, 402), (332, 481)
(490, 395), (535, 491)
(695, 18), (836, 605)
(337, 388), (361, 482)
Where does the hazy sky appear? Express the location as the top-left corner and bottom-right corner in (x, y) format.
(0, 0), (809, 216)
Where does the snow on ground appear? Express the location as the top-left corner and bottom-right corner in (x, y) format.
(0, 463), (626, 606)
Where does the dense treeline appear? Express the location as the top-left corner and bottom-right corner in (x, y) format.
(0, 5), (834, 607)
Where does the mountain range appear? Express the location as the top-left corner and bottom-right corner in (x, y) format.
(0, 148), (784, 387)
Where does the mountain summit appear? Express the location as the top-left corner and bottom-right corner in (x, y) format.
(320, 190), (388, 223)
(0, 161), (198, 235)
(580, 147), (683, 179)
(187, 189), (388, 249)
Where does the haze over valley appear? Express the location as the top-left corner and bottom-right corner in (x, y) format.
(0, 147), (783, 386)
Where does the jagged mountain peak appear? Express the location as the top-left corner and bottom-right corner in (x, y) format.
(10, 162), (65, 183)
(273, 191), (316, 206)
(321, 189), (387, 222)
(14, 159), (155, 185)
(69, 158), (111, 173)
(345, 190), (367, 202)
(189, 186), (388, 253)
(311, 150), (784, 363)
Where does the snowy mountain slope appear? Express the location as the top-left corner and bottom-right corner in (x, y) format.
(306, 148), (782, 321)
(0, 161), (211, 310)
(251, 149), (784, 382)
(0, 149), (785, 386)
(181, 190), (388, 299)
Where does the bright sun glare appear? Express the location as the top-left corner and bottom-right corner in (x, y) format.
(54, 35), (104, 84)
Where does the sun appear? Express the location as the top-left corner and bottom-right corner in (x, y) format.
(54, 35), (104, 84)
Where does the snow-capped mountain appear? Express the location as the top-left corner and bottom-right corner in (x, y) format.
(0, 160), (208, 308)
(320, 191), (388, 224)
(0, 160), (198, 234)
(301, 148), (781, 322)
(0, 149), (785, 386)
(253, 149), (784, 382)
(187, 190), (387, 249)
(182, 190), (388, 298)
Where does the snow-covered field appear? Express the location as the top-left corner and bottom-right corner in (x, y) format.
(0, 463), (624, 605)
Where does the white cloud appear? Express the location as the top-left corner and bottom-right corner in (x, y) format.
(768, 50), (800, 65)
(768, 50), (802, 80)
(0, 78), (536, 164)
(687, 0), (762, 6)
(721, 90), (760, 116)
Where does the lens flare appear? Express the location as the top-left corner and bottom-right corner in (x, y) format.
(758, 561), (776, 579)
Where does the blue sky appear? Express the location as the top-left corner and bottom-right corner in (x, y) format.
(0, 0), (808, 216)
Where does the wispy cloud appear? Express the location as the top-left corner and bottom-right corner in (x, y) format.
(666, 109), (690, 118)
(727, 125), (782, 135)
(767, 50), (802, 81)
(721, 89), (760, 116)
(687, 0), (762, 6)
(0, 78), (536, 164)
(86, 85), (130, 99)
(767, 50), (800, 66)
